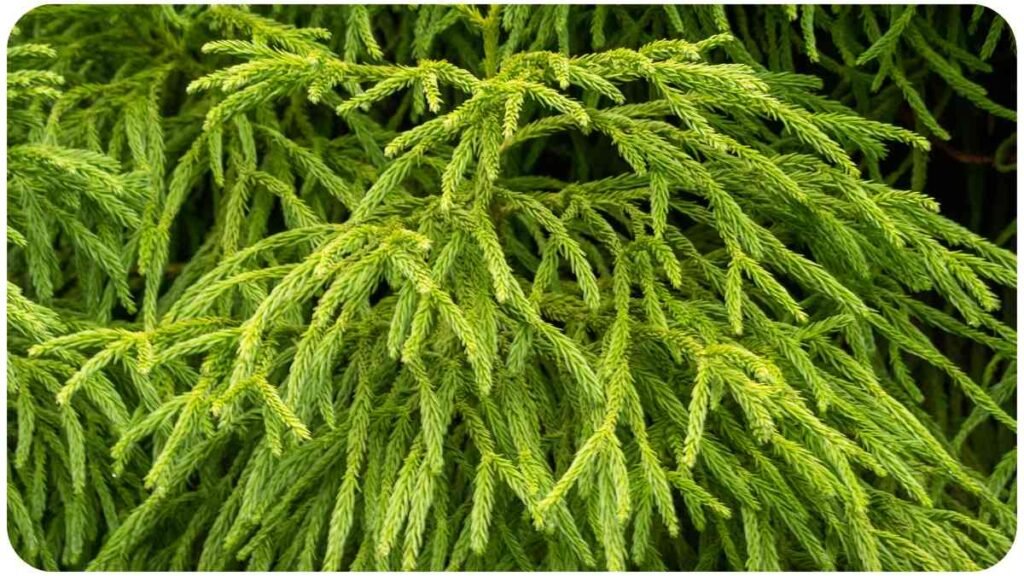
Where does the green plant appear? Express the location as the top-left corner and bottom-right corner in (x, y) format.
(5, 5), (1016, 571)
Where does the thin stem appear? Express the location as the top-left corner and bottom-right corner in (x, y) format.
(483, 5), (502, 78)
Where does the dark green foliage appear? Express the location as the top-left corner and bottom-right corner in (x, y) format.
(5, 5), (1016, 571)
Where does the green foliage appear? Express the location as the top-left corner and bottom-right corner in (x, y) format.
(5, 5), (1016, 571)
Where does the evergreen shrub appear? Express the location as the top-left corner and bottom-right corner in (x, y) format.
(4, 4), (1018, 571)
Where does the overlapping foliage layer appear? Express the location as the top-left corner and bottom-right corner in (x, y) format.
(5, 5), (1017, 571)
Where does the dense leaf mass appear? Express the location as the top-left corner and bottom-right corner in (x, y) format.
(5, 4), (1017, 571)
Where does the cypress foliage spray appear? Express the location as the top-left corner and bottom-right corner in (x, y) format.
(5, 5), (1017, 571)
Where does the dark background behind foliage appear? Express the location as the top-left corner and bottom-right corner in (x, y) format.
(893, 7), (1015, 243)
(878, 7), (1017, 471)
(921, 40), (1016, 474)
(931, 38), (1015, 242)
